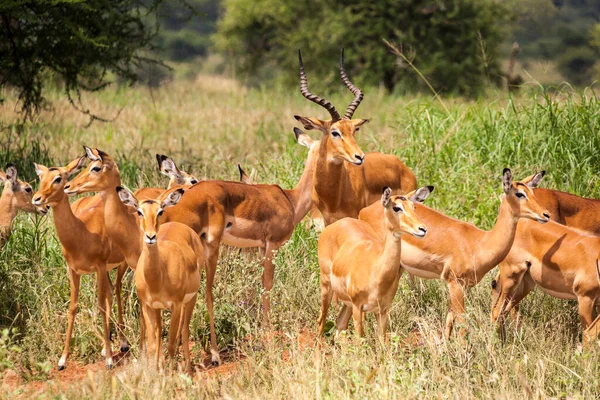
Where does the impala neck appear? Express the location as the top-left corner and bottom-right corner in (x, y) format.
(0, 190), (17, 242)
(51, 192), (88, 252)
(478, 196), (519, 276)
(285, 149), (317, 225)
(378, 226), (403, 281)
(140, 243), (162, 286)
(313, 139), (344, 208)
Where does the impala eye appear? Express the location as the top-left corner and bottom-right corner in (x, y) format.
(491, 280), (497, 289)
(53, 176), (62, 184)
(91, 166), (101, 172)
(137, 210), (143, 217)
(515, 192), (526, 199)
(393, 206), (403, 213)
(157, 209), (164, 217)
(331, 130), (341, 138)
(24, 187), (32, 193)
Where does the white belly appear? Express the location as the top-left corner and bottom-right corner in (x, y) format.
(539, 287), (577, 300)
(222, 231), (264, 248)
(401, 263), (440, 279)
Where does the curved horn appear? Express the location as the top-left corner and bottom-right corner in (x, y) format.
(340, 48), (364, 119)
(298, 50), (341, 121)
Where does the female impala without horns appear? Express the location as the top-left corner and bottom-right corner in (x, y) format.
(294, 49), (417, 226)
(359, 168), (551, 336)
(318, 186), (432, 339)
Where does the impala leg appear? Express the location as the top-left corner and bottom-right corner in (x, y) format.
(578, 295), (595, 346)
(317, 276), (333, 336)
(155, 310), (163, 369)
(376, 310), (390, 343)
(352, 305), (364, 338)
(101, 272), (114, 358)
(336, 305), (352, 337)
(97, 269), (114, 369)
(142, 304), (158, 368)
(114, 262), (129, 352)
(166, 304), (183, 369)
(204, 244), (221, 366)
(58, 268), (81, 371)
(181, 295), (196, 373)
(445, 281), (466, 338)
(261, 242), (279, 322)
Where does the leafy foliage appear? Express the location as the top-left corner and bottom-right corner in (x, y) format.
(215, 0), (513, 96)
(0, 0), (168, 120)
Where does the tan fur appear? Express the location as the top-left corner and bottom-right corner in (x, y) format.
(359, 170), (550, 337)
(118, 188), (204, 371)
(0, 165), (41, 247)
(33, 157), (128, 370)
(135, 154), (198, 201)
(318, 188), (429, 339)
(292, 123), (416, 226)
(491, 220), (600, 344)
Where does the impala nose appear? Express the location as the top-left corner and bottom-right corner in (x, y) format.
(64, 183), (71, 191)
(415, 226), (427, 238)
(144, 233), (157, 244)
(33, 196), (42, 205)
(543, 212), (550, 220)
(354, 154), (364, 165)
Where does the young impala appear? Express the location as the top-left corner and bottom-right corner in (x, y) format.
(33, 157), (128, 370)
(294, 49), (416, 226)
(135, 154), (199, 200)
(318, 186), (432, 339)
(359, 169), (551, 337)
(117, 187), (203, 371)
(0, 164), (45, 247)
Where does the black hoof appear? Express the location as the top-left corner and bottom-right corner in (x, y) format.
(57, 365), (66, 371)
(120, 346), (129, 353)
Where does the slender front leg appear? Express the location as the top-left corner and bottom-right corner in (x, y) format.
(154, 310), (163, 369)
(204, 242), (221, 366)
(578, 295), (595, 346)
(336, 305), (352, 337)
(166, 303), (183, 369)
(114, 262), (129, 352)
(445, 280), (466, 338)
(142, 304), (158, 368)
(352, 305), (364, 338)
(261, 242), (279, 322)
(59, 267), (81, 371)
(376, 311), (390, 343)
(97, 269), (114, 369)
(181, 295), (196, 373)
(317, 276), (333, 336)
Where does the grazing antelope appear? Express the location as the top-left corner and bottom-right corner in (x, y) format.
(0, 164), (45, 247)
(359, 169), (551, 337)
(294, 50), (416, 226)
(117, 187), (203, 371)
(491, 219), (600, 344)
(33, 157), (128, 370)
(318, 186), (431, 339)
(64, 147), (221, 364)
(136, 154), (199, 200)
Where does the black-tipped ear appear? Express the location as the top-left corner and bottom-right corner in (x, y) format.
(156, 154), (168, 169)
(5, 163), (17, 183)
(293, 127), (303, 141)
(381, 187), (392, 207)
(83, 146), (101, 161)
(116, 186), (138, 209)
(409, 186), (434, 203)
(527, 170), (546, 188)
(238, 164), (252, 184)
(161, 188), (184, 209)
(502, 168), (513, 193)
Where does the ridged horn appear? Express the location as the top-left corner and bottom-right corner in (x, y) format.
(340, 48), (364, 119)
(298, 50), (341, 121)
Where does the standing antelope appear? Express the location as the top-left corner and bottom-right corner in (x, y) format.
(318, 186), (431, 339)
(0, 164), (44, 247)
(294, 50), (416, 226)
(358, 169), (551, 336)
(135, 154), (199, 200)
(117, 187), (203, 371)
(491, 219), (600, 344)
(33, 157), (128, 370)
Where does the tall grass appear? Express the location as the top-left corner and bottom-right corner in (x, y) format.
(1, 78), (600, 398)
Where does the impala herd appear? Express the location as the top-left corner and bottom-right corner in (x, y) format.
(2, 50), (600, 372)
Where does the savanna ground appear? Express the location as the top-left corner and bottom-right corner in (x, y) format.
(1, 74), (600, 398)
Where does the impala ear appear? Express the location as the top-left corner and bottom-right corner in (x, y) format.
(409, 186), (434, 203)
(157, 154), (181, 179)
(502, 168), (513, 194)
(5, 164), (18, 189)
(381, 187), (392, 208)
(238, 164), (253, 184)
(84, 146), (101, 161)
(161, 188), (184, 209)
(116, 186), (138, 209)
(294, 115), (327, 133)
(525, 170), (546, 188)
(34, 163), (47, 178)
(294, 127), (314, 148)
(351, 119), (369, 130)
(66, 156), (87, 177)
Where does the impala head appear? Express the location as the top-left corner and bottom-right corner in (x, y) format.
(0, 164), (45, 215)
(381, 186), (432, 239)
(117, 186), (184, 245)
(33, 156), (86, 208)
(294, 49), (368, 166)
(156, 154), (198, 187)
(502, 169), (550, 223)
(64, 147), (118, 195)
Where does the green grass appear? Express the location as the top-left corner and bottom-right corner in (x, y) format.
(1, 77), (600, 398)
